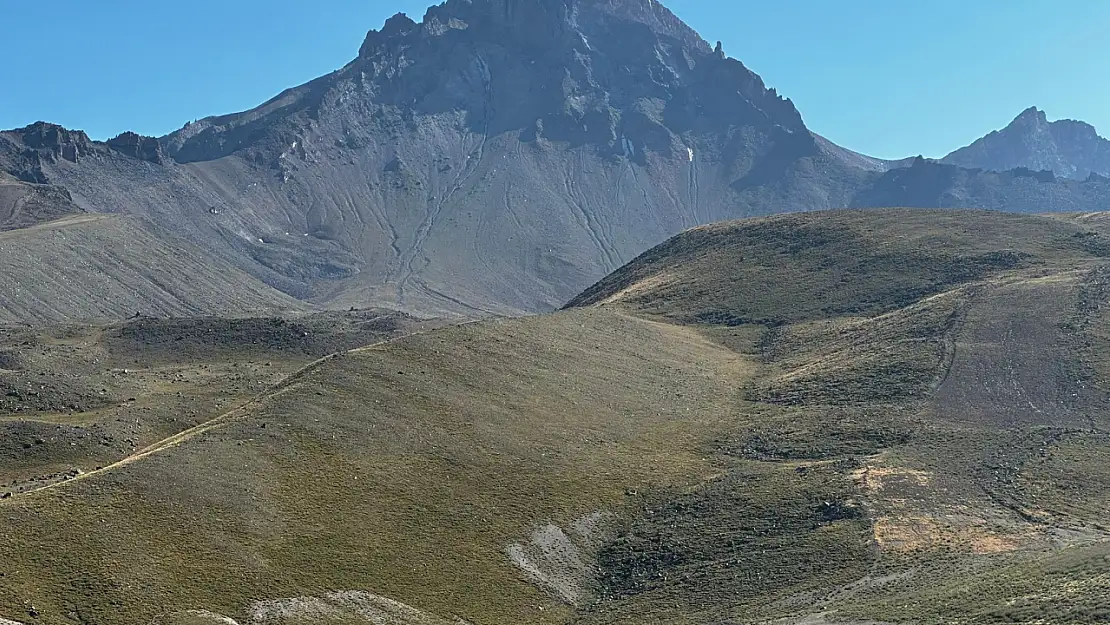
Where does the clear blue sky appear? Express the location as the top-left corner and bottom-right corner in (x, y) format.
(1, 0), (1107, 160)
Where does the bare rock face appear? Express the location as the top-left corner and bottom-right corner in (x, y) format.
(0, 122), (94, 184)
(164, 0), (808, 166)
(943, 106), (1110, 180)
(105, 131), (166, 164)
(17, 122), (92, 163)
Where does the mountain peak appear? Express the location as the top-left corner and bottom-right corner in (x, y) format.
(382, 11), (419, 33)
(1013, 105), (1048, 125)
(345, 0), (802, 143)
(359, 0), (709, 58)
(9, 122), (93, 165)
(943, 107), (1110, 179)
(359, 12), (420, 55)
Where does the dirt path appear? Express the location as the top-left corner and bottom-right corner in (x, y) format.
(1, 356), (333, 501)
(0, 321), (480, 502)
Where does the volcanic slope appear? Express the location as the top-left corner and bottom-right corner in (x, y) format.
(9, 1), (1110, 318)
(5, 209), (1110, 624)
(0, 213), (306, 324)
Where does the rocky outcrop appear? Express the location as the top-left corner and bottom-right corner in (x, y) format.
(105, 131), (165, 164)
(358, 12), (421, 56)
(943, 106), (1110, 180)
(15, 122), (92, 163)
(0, 123), (95, 184)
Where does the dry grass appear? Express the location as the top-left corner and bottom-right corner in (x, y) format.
(0, 309), (756, 625)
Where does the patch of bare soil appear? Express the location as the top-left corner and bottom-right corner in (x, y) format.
(165, 611), (242, 625)
(506, 512), (611, 606)
(247, 591), (470, 625)
(757, 613), (895, 625)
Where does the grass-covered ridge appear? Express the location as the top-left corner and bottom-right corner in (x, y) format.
(567, 208), (1110, 323)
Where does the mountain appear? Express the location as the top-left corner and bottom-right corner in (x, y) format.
(5, 1), (1110, 321)
(943, 106), (1110, 179)
(5, 209), (1110, 624)
(850, 155), (1110, 211)
(2, 0), (876, 317)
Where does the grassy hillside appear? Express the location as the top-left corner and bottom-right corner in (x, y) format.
(0, 309), (433, 505)
(567, 208), (1110, 323)
(3, 209), (1110, 624)
(0, 214), (307, 323)
(0, 309), (752, 625)
(568, 208), (1110, 623)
